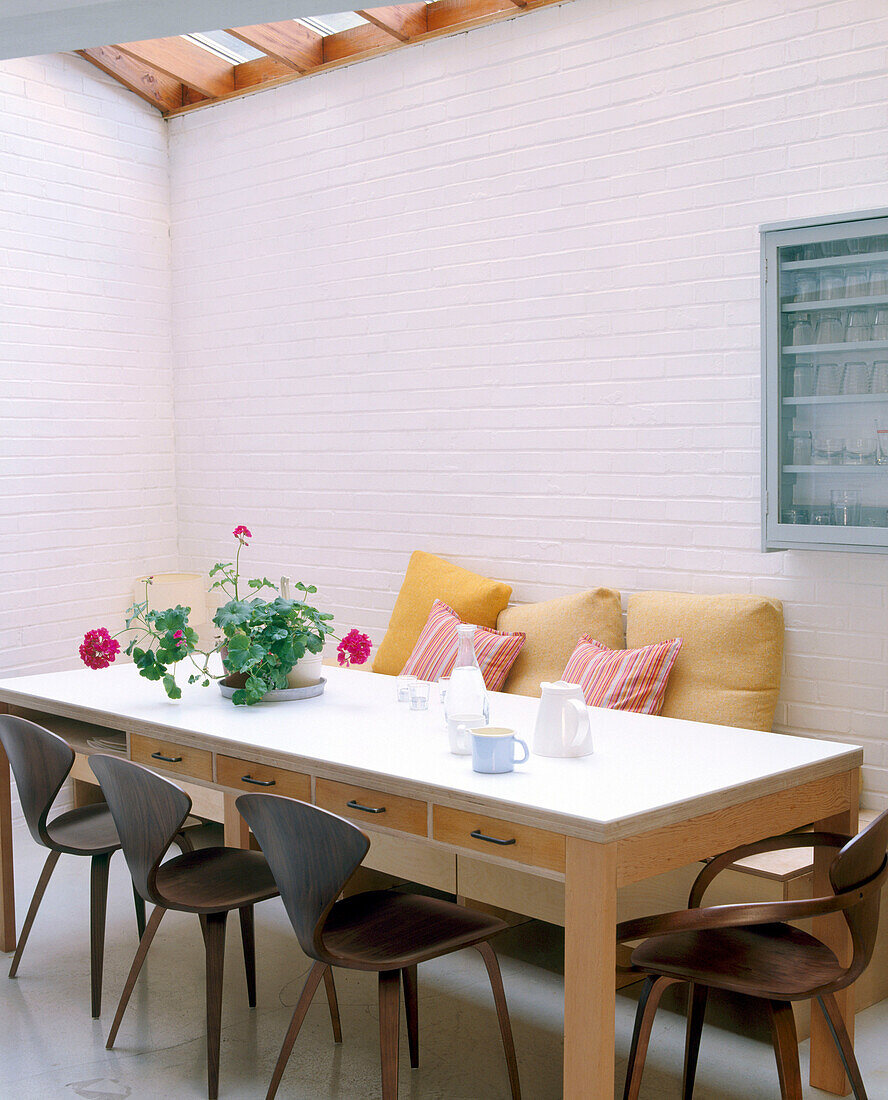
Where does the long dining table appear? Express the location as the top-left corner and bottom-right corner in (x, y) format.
(0, 662), (863, 1098)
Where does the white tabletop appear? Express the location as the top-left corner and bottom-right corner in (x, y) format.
(0, 665), (862, 842)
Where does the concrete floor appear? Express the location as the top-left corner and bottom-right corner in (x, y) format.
(2, 824), (887, 1099)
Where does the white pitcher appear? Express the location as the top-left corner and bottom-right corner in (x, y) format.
(532, 681), (593, 758)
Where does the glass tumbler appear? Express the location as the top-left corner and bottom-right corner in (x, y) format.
(409, 681), (431, 711)
(815, 362), (842, 396)
(397, 674), (417, 703)
(870, 266), (888, 296)
(872, 361), (888, 393)
(845, 268), (870, 298)
(815, 313), (845, 345)
(811, 508), (833, 526)
(820, 272), (845, 301)
(812, 436), (844, 465)
(787, 431), (812, 465)
(842, 361), (871, 395)
(846, 309), (871, 342)
(871, 310), (888, 341)
(877, 423), (888, 465)
(791, 363), (815, 397)
(781, 507), (809, 524)
(844, 437), (877, 465)
(788, 316), (815, 346)
(831, 489), (861, 526)
(794, 274), (819, 303)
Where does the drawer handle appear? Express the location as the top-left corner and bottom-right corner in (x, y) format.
(150, 751), (183, 764)
(471, 829), (517, 847)
(347, 798), (386, 814)
(241, 774), (276, 787)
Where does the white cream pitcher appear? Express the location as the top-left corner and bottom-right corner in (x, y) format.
(532, 681), (593, 758)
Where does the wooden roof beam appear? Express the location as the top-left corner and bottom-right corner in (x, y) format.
(355, 5), (429, 41)
(114, 36), (235, 98)
(76, 46), (190, 113)
(426, 0), (516, 32)
(226, 21), (323, 72)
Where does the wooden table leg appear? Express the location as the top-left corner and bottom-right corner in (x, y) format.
(0, 731), (15, 952)
(564, 836), (617, 1100)
(223, 793), (251, 849)
(810, 767), (859, 1096)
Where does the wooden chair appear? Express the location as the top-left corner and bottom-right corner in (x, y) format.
(90, 755), (321, 1100)
(236, 791), (522, 1100)
(616, 810), (888, 1100)
(0, 714), (172, 1017)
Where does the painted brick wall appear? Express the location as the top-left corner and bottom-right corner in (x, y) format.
(167, 0), (888, 805)
(0, 54), (177, 815)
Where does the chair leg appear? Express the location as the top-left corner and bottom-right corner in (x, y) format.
(623, 975), (683, 1100)
(323, 964), (342, 1043)
(132, 884), (146, 940)
(176, 829), (195, 853)
(402, 964), (419, 1068)
(89, 852), (111, 1018)
(476, 941), (521, 1100)
(766, 999), (803, 1100)
(239, 905), (256, 1008)
(106, 904), (167, 1048)
(378, 969), (400, 1100)
(8, 849), (60, 978)
(265, 961), (326, 1100)
(817, 993), (868, 1100)
(682, 982), (709, 1099)
(204, 911), (228, 1100)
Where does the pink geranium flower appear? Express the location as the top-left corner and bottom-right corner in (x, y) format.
(79, 628), (121, 670)
(233, 525), (252, 544)
(337, 629), (372, 668)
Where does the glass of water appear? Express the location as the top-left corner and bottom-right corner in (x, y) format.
(397, 674), (417, 703)
(409, 681), (431, 711)
(831, 489), (861, 527)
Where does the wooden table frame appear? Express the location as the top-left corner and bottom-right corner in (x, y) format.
(0, 684), (861, 1099)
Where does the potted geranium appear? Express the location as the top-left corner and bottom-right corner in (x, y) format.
(79, 526), (372, 706)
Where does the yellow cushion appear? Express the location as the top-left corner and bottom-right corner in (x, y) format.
(626, 592), (784, 732)
(372, 551), (512, 676)
(496, 589), (624, 698)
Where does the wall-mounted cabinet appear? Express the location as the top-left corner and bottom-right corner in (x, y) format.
(762, 210), (888, 553)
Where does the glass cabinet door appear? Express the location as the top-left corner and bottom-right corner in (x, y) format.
(762, 213), (888, 552)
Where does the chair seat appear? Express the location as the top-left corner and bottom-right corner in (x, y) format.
(322, 890), (508, 971)
(155, 847), (279, 913)
(46, 803), (122, 855)
(631, 923), (844, 999)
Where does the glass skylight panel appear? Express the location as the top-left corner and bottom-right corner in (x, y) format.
(297, 12), (368, 36)
(185, 31), (265, 63)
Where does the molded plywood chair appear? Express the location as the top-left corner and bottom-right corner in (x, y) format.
(0, 714), (166, 1017)
(89, 756), (310, 1100)
(236, 792), (521, 1100)
(616, 811), (888, 1100)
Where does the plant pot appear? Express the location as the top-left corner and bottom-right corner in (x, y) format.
(286, 651), (324, 688)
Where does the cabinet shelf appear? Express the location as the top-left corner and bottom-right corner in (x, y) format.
(782, 340), (888, 355)
(782, 394), (888, 405)
(780, 250), (888, 271)
(783, 465), (885, 474)
(782, 295), (888, 313)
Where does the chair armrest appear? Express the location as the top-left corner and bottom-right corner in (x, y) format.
(688, 831), (850, 909)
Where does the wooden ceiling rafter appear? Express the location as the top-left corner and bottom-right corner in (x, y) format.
(79, 0), (566, 118)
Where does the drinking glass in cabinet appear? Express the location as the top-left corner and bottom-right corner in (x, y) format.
(791, 363), (814, 397)
(845, 269), (870, 298)
(872, 310), (888, 341)
(811, 508), (833, 526)
(821, 272), (845, 300)
(845, 437), (877, 465)
(813, 436), (844, 465)
(823, 239), (849, 257)
(786, 431), (812, 465)
(871, 266), (888, 296)
(789, 316), (815, 345)
(831, 489), (861, 527)
(793, 274), (819, 302)
(846, 310), (871, 341)
(877, 423), (888, 465)
(815, 314), (844, 345)
(842, 361), (871, 395)
(815, 362), (842, 396)
(781, 507), (808, 524)
(873, 361), (888, 393)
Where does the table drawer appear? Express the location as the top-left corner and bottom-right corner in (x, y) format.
(432, 805), (565, 872)
(131, 734), (213, 782)
(316, 778), (427, 837)
(216, 754), (311, 800)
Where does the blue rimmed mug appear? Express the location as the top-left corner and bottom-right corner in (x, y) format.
(463, 726), (529, 774)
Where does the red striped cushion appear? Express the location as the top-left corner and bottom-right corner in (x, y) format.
(401, 599), (525, 691)
(562, 635), (682, 714)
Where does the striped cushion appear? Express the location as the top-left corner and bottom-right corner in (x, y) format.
(401, 599), (526, 691)
(562, 635), (682, 714)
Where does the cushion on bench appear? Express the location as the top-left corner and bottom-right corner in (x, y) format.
(497, 588), (624, 698)
(626, 592), (784, 732)
(371, 551), (512, 676)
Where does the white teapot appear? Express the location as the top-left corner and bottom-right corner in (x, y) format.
(532, 681), (593, 758)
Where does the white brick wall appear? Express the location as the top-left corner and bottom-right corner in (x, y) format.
(0, 54), (178, 817)
(167, 0), (888, 806)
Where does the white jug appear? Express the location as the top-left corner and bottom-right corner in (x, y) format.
(532, 681), (593, 758)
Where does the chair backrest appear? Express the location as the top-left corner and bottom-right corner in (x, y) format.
(0, 715), (74, 848)
(236, 792), (369, 964)
(89, 755), (191, 904)
(831, 808), (888, 984)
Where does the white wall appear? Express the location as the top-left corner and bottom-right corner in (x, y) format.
(0, 56), (177, 685)
(167, 0), (888, 805)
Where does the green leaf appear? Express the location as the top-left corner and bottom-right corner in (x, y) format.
(214, 600), (254, 629)
(162, 674), (182, 700)
(231, 688), (248, 706)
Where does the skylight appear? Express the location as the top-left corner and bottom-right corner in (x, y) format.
(297, 12), (368, 36)
(185, 31), (265, 64)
